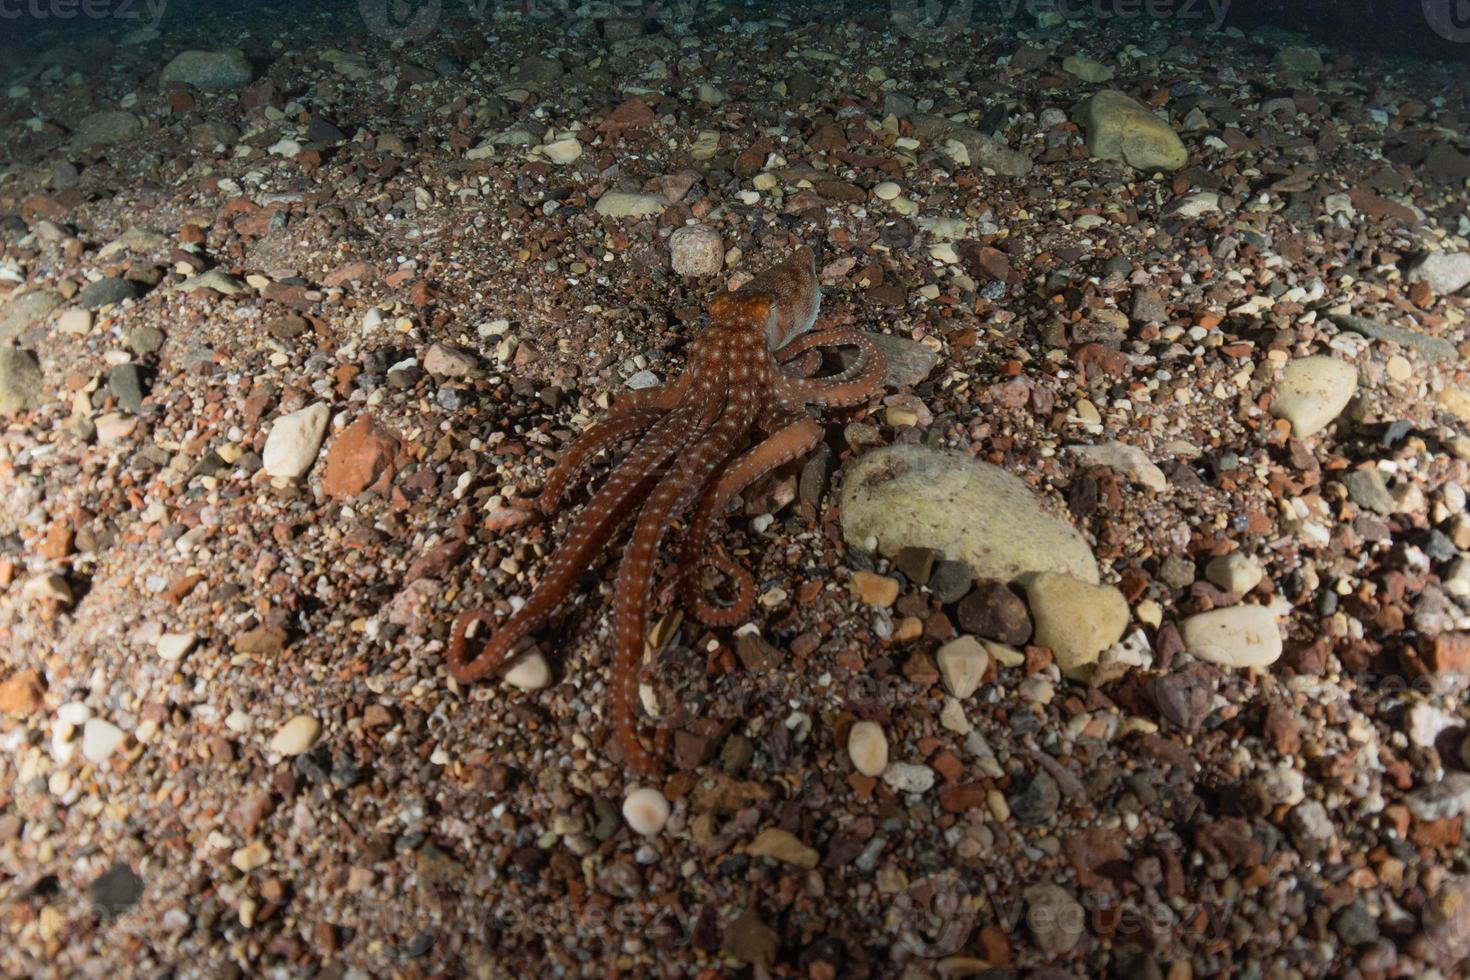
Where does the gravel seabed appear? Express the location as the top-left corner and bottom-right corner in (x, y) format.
(3, 2), (1470, 976)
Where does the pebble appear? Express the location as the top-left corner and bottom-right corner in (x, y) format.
(846, 720), (889, 776)
(1067, 442), (1167, 491)
(872, 181), (901, 200)
(1274, 45), (1324, 76)
(1204, 553), (1265, 594)
(1024, 884), (1085, 955)
(622, 787), (671, 836)
(79, 277), (141, 310)
(268, 714), (321, 756)
(594, 192), (668, 217)
(1062, 54), (1114, 82)
(1022, 572), (1129, 678)
(841, 444), (1100, 585)
(668, 224), (724, 277)
(1181, 605), (1283, 668)
(849, 570), (899, 607)
(1342, 468), (1396, 515)
(0, 290), (61, 341)
(107, 364), (146, 414)
(156, 632), (197, 662)
(746, 828), (818, 869)
(1010, 771), (1061, 824)
(1083, 89), (1188, 171)
(56, 308), (92, 336)
(90, 864), (143, 918)
(956, 581), (1031, 644)
(882, 761), (935, 794)
(541, 138), (582, 164)
(159, 49), (254, 91)
(1270, 356), (1358, 438)
(503, 652), (552, 691)
(0, 347), (44, 415)
(82, 718), (126, 764)
(1407, 251), (1470, 295)
(71, 111), (141, 148)
(262, 402), (330, 479)
(423, 343), (478, 377)
(935, 636), (990, 699)
(1403, 773), (1470, 821)
(230, 840), (271, 873)
(869, 334), (939, 388)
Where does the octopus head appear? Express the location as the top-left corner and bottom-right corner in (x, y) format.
(708, 290), (777, 340)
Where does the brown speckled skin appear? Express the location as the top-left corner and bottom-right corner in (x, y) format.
(446, 245), (885, 775)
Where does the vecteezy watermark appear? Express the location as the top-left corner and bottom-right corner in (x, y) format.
(1424, 0), (1470, 42)
(359, 0), (442, 42)
(890, 0), (1230, 42)
(0, 0), (167, 30)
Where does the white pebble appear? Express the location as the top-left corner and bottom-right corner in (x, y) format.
(622, 786), (671, 836)
(156, 632), (197, 662)
(846, 720), (889, 776)
(503, 652), (551, 691)
(873, 181), (901, 201)
(81, 718), (125, 764)
(268, 714), (320, 756)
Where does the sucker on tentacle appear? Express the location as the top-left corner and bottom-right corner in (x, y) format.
(444, 243), (885, 775)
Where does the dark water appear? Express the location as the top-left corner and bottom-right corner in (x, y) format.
(1, 0), (1469, 61)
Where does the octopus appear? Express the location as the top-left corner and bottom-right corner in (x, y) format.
(445, 244), (885, 775)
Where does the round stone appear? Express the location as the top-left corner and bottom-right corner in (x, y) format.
(622, 787), (671, 836)
(268, 714), (321, 756)
(873, 181), (901, 201)
(1181, 605), (1283, 668)
(668, 224), (724, 277)
(82, 718), (126, 764)
(846, 720), (889, 777)
(503, 652), (551, 691)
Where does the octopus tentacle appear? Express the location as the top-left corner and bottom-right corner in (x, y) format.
(611, 371), (761, 774)
(531, 375), (691, 514)
(778, 330), (885, 409)
(679, 417), (824, 627)
(447, 402), (709, 683)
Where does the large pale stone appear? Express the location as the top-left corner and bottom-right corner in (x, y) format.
(1270, 356), (1357, 438)
(262, 403), (330, 479)
(594, 192), (668, 217)
(1083, 90), (1188, 172)
(1022, 572), (1129, 679)
(160, 50), (253, 92)
(840, 444), (1099, 584)
(1181, 605), (1283, 668)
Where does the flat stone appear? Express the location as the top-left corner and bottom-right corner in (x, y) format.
(909, 113), (1032, 176)
(541, 137), (582, 164)
(1270, 356), (1357, 438)
(956, 581), (1032, 645)
(231, 840), (272, 873)
(882, 761), (936, 794)
(1331, 313), (1457, 363)
(1404, 773), (1470, 822)
(90, 864), (143, 918)
(171, 269), (247, 295)
(1022, 572), (1129, 678)
(840, 443), (1099, 585)
(0, 347), (44, 415)
(746, 828), (819, 869)
(160, 49), (254, 92)
(1067, 442), (1166, 491)
(79, 277), (142, 310)
(0, 290), (62, 341)
(268, 714), (320, 756)
(1083, 89), (1188, 172)
(127, 325), (165, 355)
(262, 403), (330, 480)
(868, 333), (937, 388)
(322, 415), (399, 499)
(72, 110), (141, 148)
(847, 720), (888, 776)
(424, 342), (478, 377)
(1274, 45), (1323, 75)
(1062, 54), (1114, 82)
(594, 192), (668, 217)
(1025, 883), (1085, 955)
(1341, 468), (1396, 515)
(107, 363), (146, 413)
(1407, 251), (1470, 295)
(1181, 605), (1283, 668)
